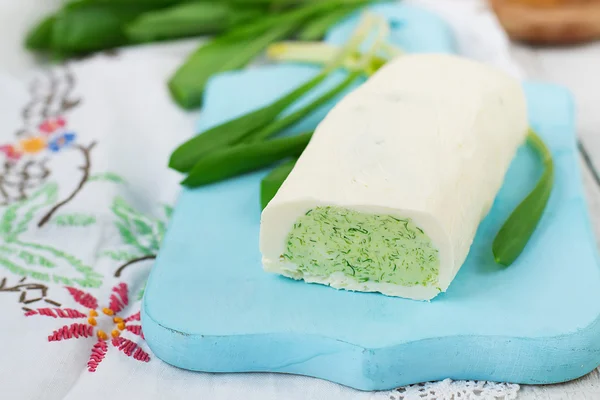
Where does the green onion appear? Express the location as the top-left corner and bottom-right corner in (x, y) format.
(492, 129), (554, 266)
(167, 1), (345, 109)
(246, 70), (362, 143)
(126, 2), (263, 42)
(84, 0), (187, 5)
(181, 132), (312, 187)
(50, 4), (157, 53)
(298, 4), (361, 40)
(261, 158), (297, 209)
(268, 41), (389, 75)
(167, 23), (294, 109)
(25, 15), (56, 51)
(169, 14), (378, 172)
(168, 71), (329, 172)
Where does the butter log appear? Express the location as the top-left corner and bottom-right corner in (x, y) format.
(260, 54), (528, 300)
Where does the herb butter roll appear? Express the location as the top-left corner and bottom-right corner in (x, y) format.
(259, 54), (528, 300)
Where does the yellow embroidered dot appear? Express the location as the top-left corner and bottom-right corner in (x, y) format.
(19, 137), (46, 154)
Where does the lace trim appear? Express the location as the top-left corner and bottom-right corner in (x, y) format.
(388, 379), (520, 400)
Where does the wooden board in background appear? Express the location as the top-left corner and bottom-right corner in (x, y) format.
(490, 0), (600, 44)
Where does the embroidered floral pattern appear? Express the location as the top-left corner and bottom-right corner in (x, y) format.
(36, 141), (96, 227)
(39, 117), (66, 135)
(26, 282), (150, 372)
(0, 65), (168, 294)
(18, 136), (47, 154)
(48, 132), (77, 152)
(0, 145), (22, 162)
(0, 183), (102, 287)
(0, 62), (169, 375)
(0, 66), (107, 288)
(5, 119), (76, 158)
(103, 198), (171, 279)
(0, 276), (61, 311)
(0, 66), (95, 227)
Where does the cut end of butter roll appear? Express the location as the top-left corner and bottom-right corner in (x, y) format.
(259, 54), (528, 300)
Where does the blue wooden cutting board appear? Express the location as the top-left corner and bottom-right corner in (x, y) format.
(142, 3), (600, 390)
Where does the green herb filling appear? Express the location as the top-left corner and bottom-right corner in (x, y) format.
(282, 206), (439, 287)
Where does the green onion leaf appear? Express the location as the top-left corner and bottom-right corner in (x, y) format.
(126, 2), (263, 42)
(298, 4), (363, 41)
(83, 0), (187, 5)
(261, 158), (297, 209)
(492, 129), (554, 266)
(169, 14), (377, 171)
(181, 132), (312, 188)
(168, 71), (329, 172)
(167, 2), (341, 109)
(25, 15), (56, 51)
(126, 2), (232, 41)
(50, 4), (157, 53)
(267, 41), (388, 74)
(167, 23), (294, 109)
(246, 70), (361, 143)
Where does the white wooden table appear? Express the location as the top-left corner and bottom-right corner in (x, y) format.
(511, 41), (600, 400)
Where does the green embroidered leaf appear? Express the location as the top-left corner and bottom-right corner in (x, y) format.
(88, 172), (127, 184)
(101, 250), (140, 262)
(0, 255), (51, 282)
(53, 214), (97, 227)
(13, 240), (103, 288)
(0, 242), (55, 268)
(164, 205), (174, 219)
(72, 278), (103, 288)
(156, 221), (167, 247)
(111, 197), (159, 254)
(16, 249), (56, 268)
(0, 183), (58, 240)
(0, 243), (100, 286)
(133, 218), (153, 236)
(116, 221), (141, 249)
(53, 275), (73, 285)
(156, 204), (173, 246)
(148, 237), (160, 252)
(0, 206), (17, 239)
(137, 286), (145, 301)
(0, 245), (16, 255)
(15, 184), (59, 239)
(112, 197), (137, 216)
(106, 197), (173, 258)
(116, 220), (153, 255)
(30, 271), (51, 282)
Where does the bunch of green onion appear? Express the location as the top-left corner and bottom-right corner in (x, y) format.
(169, 14), (395, 189)
(25, 0), (378, 109)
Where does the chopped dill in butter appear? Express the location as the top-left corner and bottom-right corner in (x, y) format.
(282, 206), (439, 287)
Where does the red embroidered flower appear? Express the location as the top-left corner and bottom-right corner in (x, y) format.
(0, 144), (22, 161)
(39, 117), (66, 135)
(25, 283), (150, 372)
